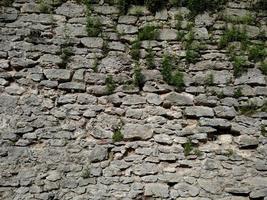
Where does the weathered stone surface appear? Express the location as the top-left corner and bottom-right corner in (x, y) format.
(237, 135), (259, 148)
(164, 92), (194, 106)
(144, 183), (169, 198)
(58, 82), (86, 91)
(198, 179), (222, 194)
(117, 24), (138, 34)
(214, 106), (236, 119)
(122, 124), (153, 140)
(44, 69), (71, 81)
(158, 29), (177, 40)
(55, 2), (85, 17)
(174, 183), (200, 197)
(89, 145), (108, 162)
(81, 37), (104, 48)
(199, 118), (231, 129)
(184, 106), (214, 117)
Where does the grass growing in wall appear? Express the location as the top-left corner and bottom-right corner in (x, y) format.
(204, 73), (214, 86)
(218, 26), (248, 49)
(112, 129), (124, 142)
(133, 62), (145, 88)
(232, 55), (247, 77)
(233, 87), (242, 98)
(248, 43), (266, 62)
(146, 47), (156, 69)
(130, 40), (141, 61)
(138, 25), (159, 41)
(86, 16), (102, 37)
(105, 75), (116, 94)
(38, 0), (52, 13)
(185, 0), (227, 15)
(161, 54), (185, 90)
(260, 62), (267, 75)
(224, 14), (256, 25)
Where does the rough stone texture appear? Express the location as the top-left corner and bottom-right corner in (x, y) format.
(122, 123), (153, 140)
(0, 1), (266, 199)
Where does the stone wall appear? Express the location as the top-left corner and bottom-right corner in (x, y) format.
(0, 0), (267, 199)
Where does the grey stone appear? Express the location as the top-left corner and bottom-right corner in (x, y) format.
(158, 29), (177, 40)
(122, 123), (153, 140)
(118, 16), (137, 24)
(199, 118), (231, 129)
(94, 6), (119, 15)
(89, 145), (108, 162)
(133, 163), (158, 176)
(250, 188), (267, 198)
(235, 69), (266, 86)
(154, 134), (172, 144)
(255, 160), (267, 171)
(193, 27), (209, 40)
(39, 54), (62, 66)
(0, 7), (18, 22)
(195, 13), (214, 27)
(214, 106), (236, 119)
(237, 135), (259, 148)
(174, 183), (200, 197)
(44, 69), (71, 81)
(184, 106), (214, 117)
(146, 93), (162, 105)
(81, 37), (104, 49)
(117, 24), (138, 34)
(198, 179), (222, 194)
(58, 82), (85, 91)
(164, 92), (194, 106)
(145, 183), (169, 198)
(5, 84), (25, 95)
(55, 2), (85, 17)
(122, 95), (146, 105)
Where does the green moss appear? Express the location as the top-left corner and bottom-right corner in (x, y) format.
(224, 14), (255, 25)
(185, 0), (227, 15)
(260, 62), (267, 75)
(185, 49), (199, 64)
(219, 26), (248, 49)
(130, 40), (141, 61)
(86, 16), (102, 37)
(172, 70), (184, 89)
(105, 75), (116, 94)
(248, 43), (266, 62)
(233, 87), (242, 98)
(261, 125), (267, 137)
(239, 101), (258, 116)
(146, 47), (156, 69)
(81, 165), (91, 178)
(138, 25), (159, 41)
(161, 54), (174, 84)
(232, 56), (247, 77)
(117, 0), (130, 15)
(59, 47), (73, 68)
(133, 63), (145, 88)
(183, 140), (193, 156)
(38, 0), (52, 13)
(112, 129), (124, 142)
(204, 73), (214, 86)
(144, 0), (166, 13)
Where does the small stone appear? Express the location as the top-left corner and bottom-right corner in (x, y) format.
(214, 106), (237, 119)
(250, 188), (267, 198)
(5, 84), (25, 95)
(58, 82), (85, 91)
(174, 183), (200, 197)
(164, 92), (194, 106)
(81, 37), (104, 49)
(89, 145), (108, 162)
(55, 2), (85, 17)
(145, 183), (169, 198)
(184, 106), (214, 117)
(44, 69), (71, 81)
(117, 24), (138, 34)
(199, 118), (231, 129)
(193, 27), (209, 40)
(158, 29), (177, 40)
(122, 123), (153, 140)
(237, 135), (259, 148)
